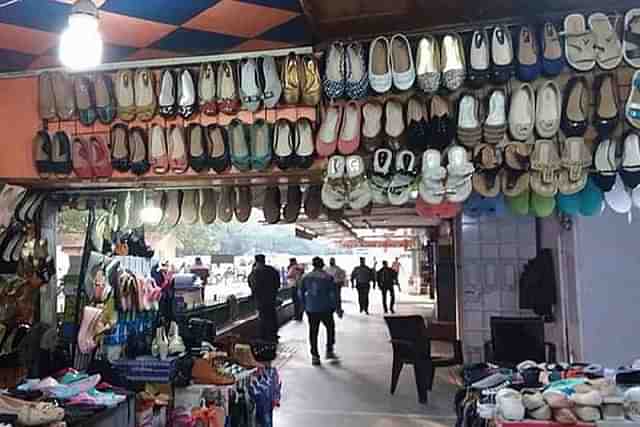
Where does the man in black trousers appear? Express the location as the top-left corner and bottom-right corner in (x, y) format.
(248, 254), (280, 342)
(351, 258), (375, 315)
(377, 260), (400, 314)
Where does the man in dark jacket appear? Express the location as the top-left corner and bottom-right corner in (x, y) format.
(248, 254), (280, 342)
(351, 257), (374, 315)
(377, 261), (400, 314)
(300, 257), (338, 366)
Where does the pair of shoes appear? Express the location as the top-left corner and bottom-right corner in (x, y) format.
(419, 146), (474, 204)
(192, 358), (236, 385)
(509, 81), (561, 141)
(33, 130), (72, 177)
(369, 34), (415, 93)
(282, 53), (321, 106)
(565, 13), (622, 71)
(148, 124), (222, 174)
(73, 74), (117, 126)
(73, 136), (113, 179)
(39, 71), (74, 121)
(110, 125), (150, 175)
(197, 60), (273, 115)
(362, 99), (406, 152)
(324, 42), (368, 100)
(273, 118), (315, 170)
(114, 69), (157, 122)
(467, 25), (516, 87)
(317, 101), (361, 156)
(371, 149), (417, 205)
(470, 27), (534, 83)
(239, 57), (284, 111)
(322, 155), (371, 210)
(158, 68), (198, 118)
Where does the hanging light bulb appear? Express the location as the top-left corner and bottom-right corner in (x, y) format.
(59, 0), (103, 70)
(140, 191), (163, 225)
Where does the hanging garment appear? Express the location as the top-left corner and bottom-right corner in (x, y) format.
(519, 249), (557, 317)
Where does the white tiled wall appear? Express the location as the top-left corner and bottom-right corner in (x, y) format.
(459, 215), (538, 363)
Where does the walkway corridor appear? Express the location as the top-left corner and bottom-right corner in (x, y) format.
(275, 288), (459, 427)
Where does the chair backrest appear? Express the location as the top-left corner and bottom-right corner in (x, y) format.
(490, 316), (545, 365)
(384, 316), (430, 360)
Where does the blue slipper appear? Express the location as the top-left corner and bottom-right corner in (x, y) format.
(579, 176), (604, 216)
(557, 192), (581, 215)
(464, 193), (499, 217)
(540, 22), (564, 76)
(516, 26), (542, 81)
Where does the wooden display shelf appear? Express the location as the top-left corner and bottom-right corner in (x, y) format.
(5, 160), (327, 191)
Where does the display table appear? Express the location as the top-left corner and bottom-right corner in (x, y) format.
(67, 393), (135, 427)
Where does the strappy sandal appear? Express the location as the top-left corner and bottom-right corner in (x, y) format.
(502, 144), (532, 197)
(564, 14), (596, 71)
(388, 150), (417, 206)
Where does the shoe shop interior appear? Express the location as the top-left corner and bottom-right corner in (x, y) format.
(3, 0), (640, 426)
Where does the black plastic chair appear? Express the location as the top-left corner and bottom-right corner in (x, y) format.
(384, 315), (433, 404)
(428, 321), (463, 390)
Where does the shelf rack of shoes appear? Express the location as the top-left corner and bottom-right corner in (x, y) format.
(27, 49), (325, 193)
(313, 10), (640, 220)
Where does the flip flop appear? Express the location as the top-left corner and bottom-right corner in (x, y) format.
(502, 143), (532, 197)
(472, 144), (502, 197)
(445, 145), (474, 203)
(388, 150), (417, 206)
(558, 137), (590, 195)
(588, 13), (623, 70)
(531, 140), (561, 197)
(604, 174), (632, 213)
(623, 9), (640, 67)
(419, 149), (447, 205)
(564, 13), (596, 71)
(506, 189), (531, 215)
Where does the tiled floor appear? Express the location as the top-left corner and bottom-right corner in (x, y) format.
(274, 288), (459, 427)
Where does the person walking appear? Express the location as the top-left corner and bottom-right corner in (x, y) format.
(326, 257), (346, 318)
(351, 258), (374, 315)
(248, 254), (280, 342)
(190, 257), (210, 302)
(299, 257), (339, 366)
(377, 261), (400, 314)
(287, 258), (305, 321)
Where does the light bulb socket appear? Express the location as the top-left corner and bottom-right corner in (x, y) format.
(71, 0), (98, 18)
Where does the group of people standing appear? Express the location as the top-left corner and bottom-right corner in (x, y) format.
(249, 254), (403, 366)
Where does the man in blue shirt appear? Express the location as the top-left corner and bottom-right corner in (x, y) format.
(300, 257), (339, 366)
